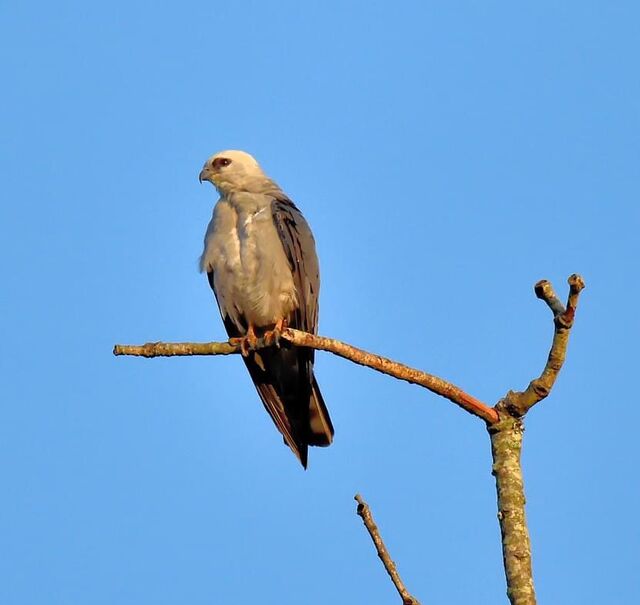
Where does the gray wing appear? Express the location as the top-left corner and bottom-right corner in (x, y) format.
(271, 196), (320, 336)
(269, 196), (333, 459)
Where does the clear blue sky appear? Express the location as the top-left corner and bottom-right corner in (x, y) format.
(1, 2), (638, 603)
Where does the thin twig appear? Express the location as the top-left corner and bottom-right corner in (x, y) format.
(355, 494), (421, 605)
(114, 329), (498, 423)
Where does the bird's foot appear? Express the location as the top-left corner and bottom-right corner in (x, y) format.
(228, 335), (258, 357)
(263, 318), (287, 348)
(229, 325), (259, 357)
(263, 330), (280, 347)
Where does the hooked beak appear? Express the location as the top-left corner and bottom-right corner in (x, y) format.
(199, 167), (211, 184)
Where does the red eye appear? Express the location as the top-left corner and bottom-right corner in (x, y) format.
(213, 157), (232, 169)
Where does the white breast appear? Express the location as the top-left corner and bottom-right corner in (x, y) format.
(201, 198), (297, 330)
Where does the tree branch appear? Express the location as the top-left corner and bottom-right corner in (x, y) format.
(283, 329), (498, 423)
(114, 340), (238, 357)
(500, 274), (585, 418)
(114, 274), (586, 605)
(355, 494), (421, 605)
(114, 329), (498, 424)
(489, 274), (585, 605)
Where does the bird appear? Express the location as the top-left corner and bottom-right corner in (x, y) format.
(198, 150), (334, 467)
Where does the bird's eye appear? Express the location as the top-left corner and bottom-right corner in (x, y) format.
(213, 157), (232, 169)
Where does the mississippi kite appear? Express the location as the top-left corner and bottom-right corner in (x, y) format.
(199, 150), (334, 467)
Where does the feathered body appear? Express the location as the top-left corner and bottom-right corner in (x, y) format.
(199, 150), (333, 467)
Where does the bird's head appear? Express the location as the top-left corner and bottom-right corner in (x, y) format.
(199, 150), (264, 193)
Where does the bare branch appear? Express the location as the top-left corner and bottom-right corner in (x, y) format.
(113, 341), (238, 357)
(355, 494), (421, 605)
(281, 329), (498, 423)
(501, 274), (586, 417)
(488, 274), (586, 605)
(113, 329), (498, 423)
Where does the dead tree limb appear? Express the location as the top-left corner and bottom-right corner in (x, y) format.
(355, 494), (421, 605)
(114, 329), (498, 423)
(489, 274), (585, 605)
(114, 274), (585, 605)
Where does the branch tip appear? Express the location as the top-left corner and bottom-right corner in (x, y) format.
(354, 493), (421, 605)
(568, 273), (585, 293)
(533, 279), (554, 301)
(534, 280), (565, 316)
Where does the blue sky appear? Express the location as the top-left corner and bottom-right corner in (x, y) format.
(1, 1), (638, 603)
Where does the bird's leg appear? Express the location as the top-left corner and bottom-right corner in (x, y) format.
(264, 318), (287, 347)
(244, 324), (259, 356)
(229, 324), (259, 357)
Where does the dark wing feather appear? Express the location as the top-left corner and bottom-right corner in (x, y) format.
(271, 196), (320, 337)
(271, 197), (334, 452)
(245, 345), (314, 467)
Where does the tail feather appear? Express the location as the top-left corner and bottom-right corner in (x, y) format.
(307, 377), (333, 446)
(242, 345), (333, 467)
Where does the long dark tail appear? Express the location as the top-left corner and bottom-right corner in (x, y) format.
(243, 344), (333, 468)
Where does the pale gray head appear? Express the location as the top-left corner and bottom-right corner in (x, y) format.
(199, 150), (268, 194)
